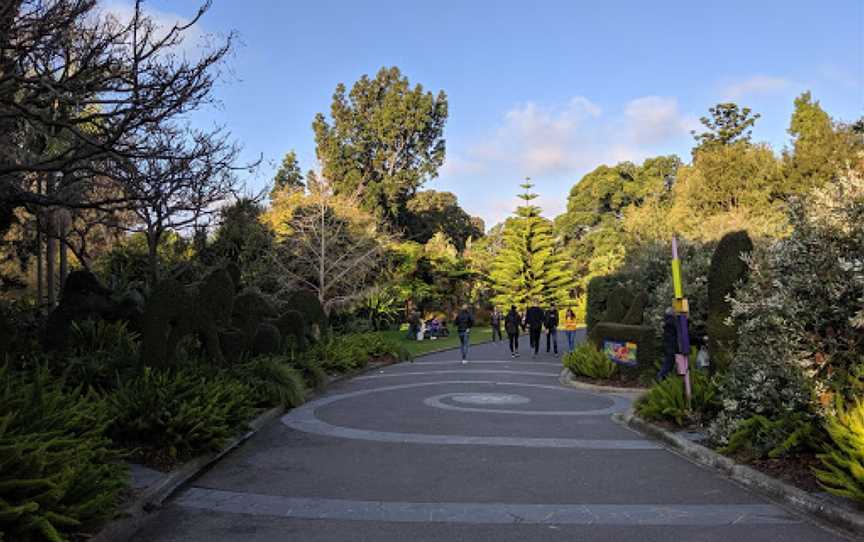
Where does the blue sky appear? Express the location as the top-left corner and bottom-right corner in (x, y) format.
(105, 0), (863, 228)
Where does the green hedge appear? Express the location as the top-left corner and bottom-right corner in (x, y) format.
(706, 230), (752, 371)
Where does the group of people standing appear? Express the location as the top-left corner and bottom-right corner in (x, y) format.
(489, 302), (580, 359)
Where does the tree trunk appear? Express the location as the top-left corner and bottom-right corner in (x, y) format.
(147, 228), (160, 285)
(45, 176), (56, 307)
(58, 210), (68, 289)
(36, 177), (43, 306)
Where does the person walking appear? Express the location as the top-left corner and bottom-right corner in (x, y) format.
(545, 302), (559, 356)
(656, 307), (678, 380)
(504, 305), (522, 358)
(490, 306), (503, 343)
(524, 300), (545, 358)
(563, 308), (580, 353)
(455, 304), (475, 364)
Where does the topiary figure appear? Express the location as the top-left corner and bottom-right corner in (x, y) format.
(274, 309), (307, 351)
(621, 290), (648, 325)
(219, 328), (248, 363)
(284, 290), (325, 338)
(232, 288), (279, 349)
(706, 230), (753, 372)
(225, 261), (242, 293)
(189, 267), (236, 365)
(586, 275), (615, 333)
(602, 285), (633, 323)
(44, 270), (128, 351)
(141, 278), (193, 366)
(252, 322), (282, 356)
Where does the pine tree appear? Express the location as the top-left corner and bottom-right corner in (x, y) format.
(490, 181), (573, 308)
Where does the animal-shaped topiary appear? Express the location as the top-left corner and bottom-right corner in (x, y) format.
(141, 266), (236, 366)
(252, 322), (282, 356)
(232, 288), (279, 350)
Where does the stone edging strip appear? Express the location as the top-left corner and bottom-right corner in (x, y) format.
(93, 405), (284, 542)
(92, 357), (407, 541)
(558, 367), (648, 397)
(615, 411), (864, 538)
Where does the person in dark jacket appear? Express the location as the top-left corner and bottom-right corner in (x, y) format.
(504, 305), (522, 358)
(657, 307), (678, 380)
(490, 307), (503, 342)
(524, 300), (545, 358)
(454, 304), (475, 363)
(545, 302), (559, 355)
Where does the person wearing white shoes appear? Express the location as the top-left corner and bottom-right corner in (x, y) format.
(454, 304), (474, 364)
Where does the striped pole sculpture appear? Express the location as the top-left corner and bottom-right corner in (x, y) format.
(670, 236), (692, 408)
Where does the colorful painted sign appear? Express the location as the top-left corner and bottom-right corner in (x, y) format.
(602, 340), (638, 367)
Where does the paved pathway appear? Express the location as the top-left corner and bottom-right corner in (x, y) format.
(133, 334), (850, 541)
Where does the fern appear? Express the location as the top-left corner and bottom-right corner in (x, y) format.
(233, 357), (306, 408)
(720, 414), (819, 459)
(563, 343), (618, 380)
(814, 399), (864, 503)
(635, 370), (716, 427)
(0, 366), (127, 542)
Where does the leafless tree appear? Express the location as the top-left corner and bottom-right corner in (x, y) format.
(115, 127), (242, 282)
(0, 0), (235, 214)
(269, 182), (393, 316)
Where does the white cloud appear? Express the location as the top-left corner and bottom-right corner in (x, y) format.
(451, 94), (693, 180)
(441, 95), (697, 228)
(622, 96), (698, 146)
(722, 75), (791, 100)
(98, 1), (207, 57)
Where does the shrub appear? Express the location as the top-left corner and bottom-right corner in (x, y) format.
(62, 320), (141, 392)
(293, 356), (328, 389)
(635, 370), (717, 427)
(0, 366), (128, 542)
(312, 333), (412, 373)
(706, 230), (753, 372)
(563, 343), (618, 379)
(720, 413), (820, 460)
(108, 368), (254, 462)
(232, 357), (306, 408)
(708, 355), (814, 446)
(814, 399), (864, 503)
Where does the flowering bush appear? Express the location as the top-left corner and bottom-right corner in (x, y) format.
(709, 166), (864, 445)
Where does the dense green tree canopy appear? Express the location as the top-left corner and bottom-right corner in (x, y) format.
(271, 151), (304, 197)
(692, 103), (761, 151)
(783, 91), (859, 195)
(312, 66), (448, 227)
(403, 190), (484, 251)
(491, 182), (573, 308)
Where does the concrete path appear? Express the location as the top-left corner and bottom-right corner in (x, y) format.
(132, 333), (850, 541)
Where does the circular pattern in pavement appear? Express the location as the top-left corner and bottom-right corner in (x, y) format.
(282, 379), (654, 449)
(450, 392), (531, 405)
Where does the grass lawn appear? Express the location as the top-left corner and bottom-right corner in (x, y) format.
(376, 324), (495, 358)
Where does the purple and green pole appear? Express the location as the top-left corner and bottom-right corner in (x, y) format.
(670, 236), (692, 408)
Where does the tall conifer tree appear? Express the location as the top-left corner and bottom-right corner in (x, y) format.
(491, 181), (573, 308)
